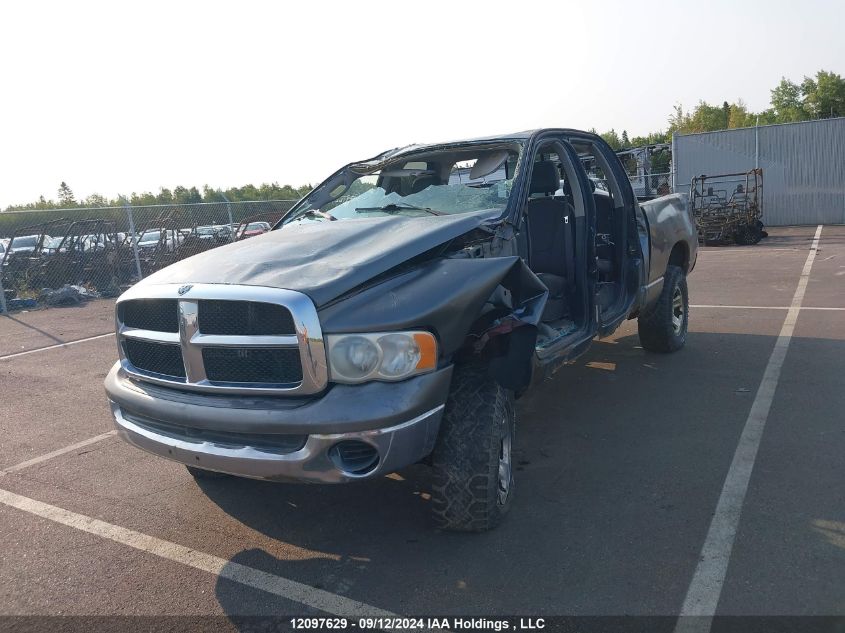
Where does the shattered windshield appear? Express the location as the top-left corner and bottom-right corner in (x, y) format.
(283, 143), (521, 225)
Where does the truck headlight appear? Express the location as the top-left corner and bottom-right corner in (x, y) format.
(326, 331), (437, 383)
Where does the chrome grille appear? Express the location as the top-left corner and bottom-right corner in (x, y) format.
(115, 284), (328, 395)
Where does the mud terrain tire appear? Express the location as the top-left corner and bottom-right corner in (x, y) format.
(638, 265), (689, 353)
(431, 364), (515, 532)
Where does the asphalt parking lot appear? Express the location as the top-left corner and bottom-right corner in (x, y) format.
(1, 225), (843, 630)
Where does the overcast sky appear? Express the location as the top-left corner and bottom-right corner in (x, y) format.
(1, 0), (842, 209)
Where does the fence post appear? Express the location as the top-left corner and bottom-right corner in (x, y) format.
(221, 193), (235, 242)
(123, 199), (144, 282)
(0, 273), (7, 314)
(671, 132), (677, 193)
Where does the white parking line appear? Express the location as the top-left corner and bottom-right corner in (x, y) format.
(0, 487), (395, 617)
(675, 225), (823, 633)
(0, 431), (118, 476)
(0, 332), (113, 360)
(691, 304), (845, 311)
(700, 247), (801, 253)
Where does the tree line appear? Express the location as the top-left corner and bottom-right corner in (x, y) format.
(5, 69), (842, 212)
(5, 182), (313, 213)
(595, 69), (844, 151)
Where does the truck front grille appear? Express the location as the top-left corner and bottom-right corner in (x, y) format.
(198, 300), (295, 335)
(119, 299), (179, 333)
(202, 347), (303, 384)
(123, 339), (186, 379)
(116, 285), (327, 396)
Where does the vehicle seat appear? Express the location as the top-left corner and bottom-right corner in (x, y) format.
(524, 161), (575, 322)
(411, 174), (440, 194)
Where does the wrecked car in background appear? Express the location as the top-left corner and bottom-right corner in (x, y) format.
(105, 128), (697, 531)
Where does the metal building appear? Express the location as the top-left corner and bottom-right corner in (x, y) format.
(672, 117), (845, 226)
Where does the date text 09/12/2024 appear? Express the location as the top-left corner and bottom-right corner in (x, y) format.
(290, 617), (547, 630)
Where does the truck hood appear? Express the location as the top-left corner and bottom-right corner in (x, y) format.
(139, 210), (501, 307)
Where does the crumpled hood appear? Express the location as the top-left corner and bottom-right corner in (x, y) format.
(139, 211), (500, 307)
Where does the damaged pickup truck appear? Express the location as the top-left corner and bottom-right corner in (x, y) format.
(105, 129), (697, 531)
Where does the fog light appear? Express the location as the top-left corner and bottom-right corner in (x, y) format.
(328, 441), (379, 475)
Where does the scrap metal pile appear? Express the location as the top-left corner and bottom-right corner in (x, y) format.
(691, 169), (766, 245)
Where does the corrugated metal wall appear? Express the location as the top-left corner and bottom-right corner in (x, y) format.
(674, 118), (845, 226)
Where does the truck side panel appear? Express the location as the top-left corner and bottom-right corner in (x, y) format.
(639, 193), (697, 306)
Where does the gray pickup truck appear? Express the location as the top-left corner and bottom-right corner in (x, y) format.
(105, 128), (697, 531)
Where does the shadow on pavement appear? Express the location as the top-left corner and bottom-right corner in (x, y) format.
(203, 329), (843, 621)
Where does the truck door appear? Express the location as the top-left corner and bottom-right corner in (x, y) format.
(562, 133), (644, 335)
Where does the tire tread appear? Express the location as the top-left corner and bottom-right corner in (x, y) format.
(638, 265), (688, 353)
(430, 364), (514, 532)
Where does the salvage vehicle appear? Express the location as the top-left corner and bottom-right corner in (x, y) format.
(196, 224), (233, 243)
(237, 220), (272, 239)
(6, 234), (49, 255)
(105, 129), (697, 531)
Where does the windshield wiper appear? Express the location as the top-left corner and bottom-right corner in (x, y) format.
(355, 203), (444, 216)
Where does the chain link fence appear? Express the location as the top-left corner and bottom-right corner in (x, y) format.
(0, 200), (296, 312)
(627, 171), (675, 198)
(0, 173), (682, 314)
(588, 172), (678, 197)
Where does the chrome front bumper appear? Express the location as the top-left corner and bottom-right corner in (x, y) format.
(106, 363), (451, 483)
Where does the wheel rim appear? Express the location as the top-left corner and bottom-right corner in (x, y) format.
(672, 287), (685, 335)
(497, 421), (512, 506)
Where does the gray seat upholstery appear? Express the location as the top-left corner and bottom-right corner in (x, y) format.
(411, 174), (439, 194)
(524, 161), (574, 322)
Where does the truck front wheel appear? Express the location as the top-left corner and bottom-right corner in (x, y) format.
(430, 364), (515, 532)
(637, 264), (689, 353)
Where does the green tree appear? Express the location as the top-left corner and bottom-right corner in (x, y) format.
(174, 185), (202, 204)
(600, 129), (623, 150)
(202, 185), (223, 202)
(57, 181), (76, 207)
(728, 100), (757, 128)
(800, 70), (845, 119)
(83, 193), (109, 207)
(156, 188), (173, 204)
(770, 78), (808, 122)
(630, 130), (669, 147)
(130, 191), (158, 206)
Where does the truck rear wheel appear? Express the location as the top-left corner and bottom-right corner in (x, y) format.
(637, 265), (689, 353)
(430, 364), (515, 532)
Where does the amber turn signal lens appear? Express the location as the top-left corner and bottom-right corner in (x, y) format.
(413, 332), (437, 370)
